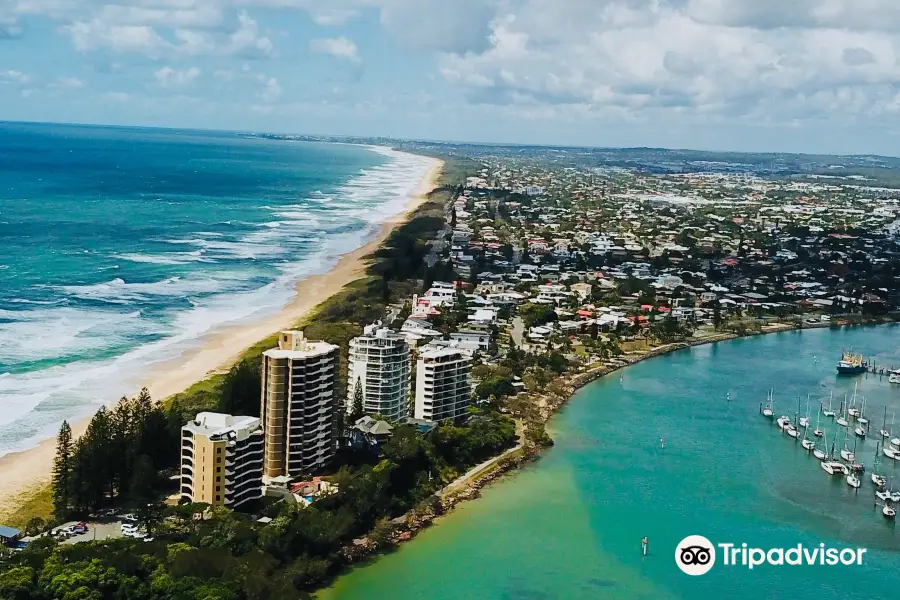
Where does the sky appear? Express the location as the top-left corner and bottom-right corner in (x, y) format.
(2, 0), (900, 155)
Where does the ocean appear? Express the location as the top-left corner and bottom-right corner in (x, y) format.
(0, 122), (436, 457)
(320, 325), (900, 600)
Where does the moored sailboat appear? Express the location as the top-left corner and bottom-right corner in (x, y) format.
(822, 391), (836, 418)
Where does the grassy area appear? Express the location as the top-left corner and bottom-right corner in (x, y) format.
(1, 484), (52, 529)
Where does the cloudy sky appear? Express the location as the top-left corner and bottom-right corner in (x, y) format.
(2, 0), (900, 154)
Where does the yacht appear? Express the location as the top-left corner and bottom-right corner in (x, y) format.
(761, 389), (774, 418)
(821, 392), (836, 418)
(890, 369), (900, 384)
(822, 461), (848, 476)
(846, 473), (861, 488)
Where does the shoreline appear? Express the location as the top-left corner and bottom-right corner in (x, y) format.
(0, 154), (445, 522)
(320, 318), (900, 586)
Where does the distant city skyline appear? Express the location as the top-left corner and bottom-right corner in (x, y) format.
(3, 1), (900, 156)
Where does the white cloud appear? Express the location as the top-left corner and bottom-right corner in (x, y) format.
(56, 76), (84, 89)
(102, 91), (131, 102)
(310, 36), (360, 63)
(0, 69), (30, 84)
(0, 15), (22, 38)
(258, 76), (281, 102)
(60, 4), (274, 59)
(225, 11), (274, 57)
(436, 0), (900, 126)
(154, 66), (201, 87)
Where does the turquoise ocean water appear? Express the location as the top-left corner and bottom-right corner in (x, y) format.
(322, 326), (900, 599)
(0, 122), (436, 457)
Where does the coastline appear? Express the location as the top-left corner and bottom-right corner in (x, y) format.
(319, 318), (900, 587)
(0, 155), (445, 522)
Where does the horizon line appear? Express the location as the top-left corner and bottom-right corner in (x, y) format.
(2, 118), (898, 161)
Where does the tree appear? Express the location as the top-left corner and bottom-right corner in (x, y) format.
(24, 517), (46, 537)
(712, 301), (723, 330)
(130, 454), (158, 506)
(52, 421), (73, 521)
(0, 566), (36, 600)
(350, 378), (364, 422)
(220, 360), (262, 417)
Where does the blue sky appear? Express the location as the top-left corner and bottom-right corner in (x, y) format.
(3, 0), (900, 155)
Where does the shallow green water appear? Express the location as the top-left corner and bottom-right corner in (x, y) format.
(321, 326), (900, 600)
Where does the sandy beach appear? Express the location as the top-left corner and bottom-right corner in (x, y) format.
(0, 156), (444, 520)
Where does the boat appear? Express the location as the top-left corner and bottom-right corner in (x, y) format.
(884, 445), (900, 461)
(836, 398), (849, 427)
(890, 369), (900, 384)
(822, 461), (848, 475)
(857, 397), (868, 427)
(840, 432), (856, 462)
(821, 392), (836, 418)
(761, 389), (774, 418)
(836, 351), (866, 375)
(879, 407), (891, 439)
(848, 383), (861, 417)
(813, 409), (823, 438)
(891, 437), (900, 449)
(801, 438), (815, 451)
(787, 411), (801, 438)
(873, 443), (888, 487)
(846, 472), (861, 488)
(777, 415), (792, 430)
(799, 395), (810, 428)
(883, 504), (896, 520)
(877, 489), (891, 501)
(814, 431), (827, 460)
(854, 424), (867, 438)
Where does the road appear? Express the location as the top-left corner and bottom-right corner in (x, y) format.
(511, 316), (526, 346)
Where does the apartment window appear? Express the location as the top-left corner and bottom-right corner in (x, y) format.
(216, 466), (221, 473)
(216, 476), (221, 483)
(216, 495), (221, 502)
(216, 447), (222, 454)
(216, 486), (221, 492)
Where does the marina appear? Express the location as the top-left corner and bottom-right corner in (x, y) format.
(321, 327), (900, 600)
(761, 350), (900, 522)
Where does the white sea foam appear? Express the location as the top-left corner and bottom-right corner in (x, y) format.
(116, 250), (214, 265)
(0, 146), (439, 458)
(58, 276), (226, 303)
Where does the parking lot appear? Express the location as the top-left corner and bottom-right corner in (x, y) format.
(61, 521), (124, 545)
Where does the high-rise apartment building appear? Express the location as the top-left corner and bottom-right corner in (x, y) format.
(180, 412), (264, 510)
(348, 325), (412, 422)
(414, 348), (473, 422)
(261, 331), (340, 479)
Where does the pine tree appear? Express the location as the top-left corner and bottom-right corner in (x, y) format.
(350, 377), (364, 422)
(52, 421), (73, 521)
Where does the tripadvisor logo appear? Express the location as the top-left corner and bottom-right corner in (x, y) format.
(675, 535), (867, 575)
